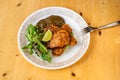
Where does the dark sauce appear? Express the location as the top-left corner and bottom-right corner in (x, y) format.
(36, 15), (65, 32)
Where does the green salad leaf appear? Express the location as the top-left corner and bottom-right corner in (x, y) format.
(41, 51), (52, 63)
(22, 43), (33, 55)
(70, 32), (74, 36)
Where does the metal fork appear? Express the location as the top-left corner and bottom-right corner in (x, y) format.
(82, 21), (120, 35)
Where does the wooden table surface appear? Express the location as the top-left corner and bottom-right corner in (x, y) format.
(0, 0), (120, 80)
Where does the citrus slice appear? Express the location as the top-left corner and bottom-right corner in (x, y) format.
(42, 30), (52, 42)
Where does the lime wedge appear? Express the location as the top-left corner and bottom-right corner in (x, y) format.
(42, 30), (52, 42)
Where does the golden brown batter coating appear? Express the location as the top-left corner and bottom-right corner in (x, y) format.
(48, 30), (70, 48)
(69, 36), (77, 46)
(47, 25), (59, 33)
(53, 47), (65, 56)
(61, 24), (72, 33)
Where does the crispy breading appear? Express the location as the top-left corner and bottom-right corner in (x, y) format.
(47, 25), (59, 33)
(53, 47), (65, 56)
(48, 30), (70, 48)
(61, 24), (72, 33)
(69, 36), (77, 46)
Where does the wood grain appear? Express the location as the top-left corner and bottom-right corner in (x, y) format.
(0, 0), (120, 80)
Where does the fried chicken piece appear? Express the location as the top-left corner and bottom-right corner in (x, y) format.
(48, 30), (70, 48)
(47, 25), (59, 33)
(61, 24), (72, 33)
(69, 36), (77, 46)
(53, 47), (65, 56)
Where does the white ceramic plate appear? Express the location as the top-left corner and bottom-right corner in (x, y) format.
(17, 7), (90, 70)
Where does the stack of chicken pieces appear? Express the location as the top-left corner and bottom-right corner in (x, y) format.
(47, 24), (77, 56)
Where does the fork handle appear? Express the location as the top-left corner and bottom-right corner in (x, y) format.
(97, 21), (120, 30)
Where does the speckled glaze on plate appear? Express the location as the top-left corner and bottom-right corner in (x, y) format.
(17, 7), (90, 70)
